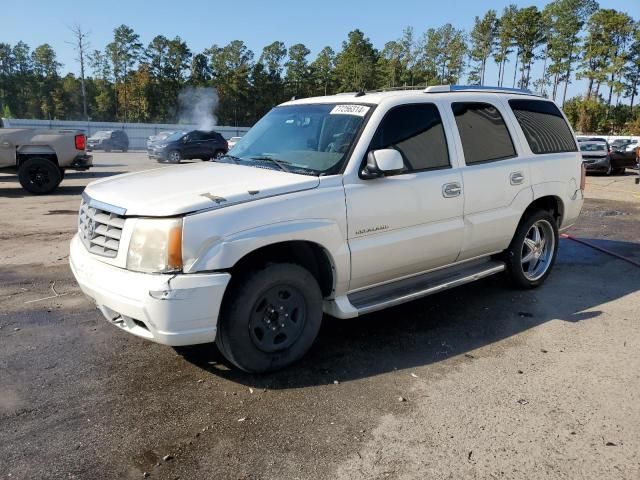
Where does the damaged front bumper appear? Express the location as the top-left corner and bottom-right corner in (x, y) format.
(69, 234), (230, 346)
(68, 154), (93, 171)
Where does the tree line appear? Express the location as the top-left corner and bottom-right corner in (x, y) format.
(1, 0), (639, 134)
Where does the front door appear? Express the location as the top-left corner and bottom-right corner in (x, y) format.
(183, 131), (205, 158)
(345, 102), (465, 291)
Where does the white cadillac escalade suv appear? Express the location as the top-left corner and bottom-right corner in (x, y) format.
(70, 85), (584, 372)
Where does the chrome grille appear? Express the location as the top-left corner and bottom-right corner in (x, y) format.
(78, 198), (126, 258)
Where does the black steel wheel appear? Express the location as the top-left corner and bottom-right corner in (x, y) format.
(216, 263), (323, 373)
(18, 157), (63, 195)
(248, 284), (308, 353)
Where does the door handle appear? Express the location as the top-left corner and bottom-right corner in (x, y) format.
(510, 171), (525, 185)
(442, 182), (462, 198)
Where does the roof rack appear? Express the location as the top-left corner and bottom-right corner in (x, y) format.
(424, 85), (536, 96)
(366, 86), (427, 93)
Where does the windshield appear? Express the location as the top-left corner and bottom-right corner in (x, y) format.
(228, 103), (371, 174)
(164, 131), (186, 142)
(92, 131), (112, 139)
(580, 143), (607, 152)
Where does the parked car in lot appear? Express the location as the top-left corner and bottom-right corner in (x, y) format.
(70, 85), (584, 373)
(579, 141), (619, 175)
(87, 130), (129, 152)
(0, 121), (92, 194)
(608, 147), (639, 173)
(149, 130), (228, 163)
(577, 136), (607, 143)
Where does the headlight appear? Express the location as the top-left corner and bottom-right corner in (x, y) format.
(126, 218), (183, 273)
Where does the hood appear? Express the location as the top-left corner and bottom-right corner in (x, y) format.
(581, 151), (607, 159)
(84, 162), (320, 216)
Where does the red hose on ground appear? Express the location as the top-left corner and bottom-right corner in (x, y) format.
(560, 233), (640, 268)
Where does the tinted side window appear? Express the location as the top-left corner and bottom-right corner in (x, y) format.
(201, 131), (218, 140)
(509, 99), (577, 154)
(452, 102), (516, 164)
(369, 103), (449, 172)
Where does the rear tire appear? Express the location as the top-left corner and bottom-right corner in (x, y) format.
(505, 210), (558, 289)
(18, 157), (63, 195)
(216, 263), (323, 373)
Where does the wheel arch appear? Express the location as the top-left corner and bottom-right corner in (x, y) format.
(226, 240), (336, 298)
(524, 195), (564, 226)
(17, 145), (59, 166)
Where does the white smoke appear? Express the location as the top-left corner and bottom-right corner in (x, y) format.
(178, 87), (219, 130)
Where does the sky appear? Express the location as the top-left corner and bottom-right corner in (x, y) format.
(3, 0), (640, 101)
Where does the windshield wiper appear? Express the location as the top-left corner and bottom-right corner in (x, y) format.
(249, 156), (292, 173)
(216, 154), (241, 164)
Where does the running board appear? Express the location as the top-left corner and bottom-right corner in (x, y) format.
(348, 259), (506, 315)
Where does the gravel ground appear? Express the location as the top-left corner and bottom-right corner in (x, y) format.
(1, 154), (639, 480)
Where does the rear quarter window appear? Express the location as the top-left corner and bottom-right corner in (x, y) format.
(509, 99), (577, 154)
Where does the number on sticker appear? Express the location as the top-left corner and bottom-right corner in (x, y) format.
(330, 105), (370, 116)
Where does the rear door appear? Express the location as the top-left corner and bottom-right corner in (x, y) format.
(201, 131), (222, 157)
(447, 100), (532, 261)
(345, 102), (465, 291)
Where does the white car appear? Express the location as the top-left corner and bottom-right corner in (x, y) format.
(70, 85), (584, 372)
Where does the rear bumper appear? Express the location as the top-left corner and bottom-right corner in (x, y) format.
(68, 154), (93, 171)
(69, 234), (231, 346)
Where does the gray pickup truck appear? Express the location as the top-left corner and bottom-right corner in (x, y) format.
(0, 118), (92, 194)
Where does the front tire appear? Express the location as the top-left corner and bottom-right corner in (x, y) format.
(505, 210), (559, 289)
(167, 150), (181, 163)
(18, 157), (63, 195)
(216, 263), (323, 373)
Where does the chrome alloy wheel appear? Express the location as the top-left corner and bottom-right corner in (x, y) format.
(521, 219), (555, 281)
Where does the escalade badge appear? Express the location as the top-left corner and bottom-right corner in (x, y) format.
(355, 225), (389, 236)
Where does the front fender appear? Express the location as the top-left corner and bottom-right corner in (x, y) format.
(183, 219), (351, 295)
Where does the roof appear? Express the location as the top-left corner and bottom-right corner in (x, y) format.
(282, 85), (543, 107)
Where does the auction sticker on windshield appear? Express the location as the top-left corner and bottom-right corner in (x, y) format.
(330, 105), (370, 116)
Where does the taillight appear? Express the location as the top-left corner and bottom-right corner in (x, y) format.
(580, 163), (586, 191)
(75, 134), (86, 150)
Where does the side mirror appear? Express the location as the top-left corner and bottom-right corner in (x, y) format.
(361, 149), (404, 179)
